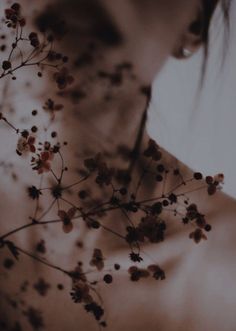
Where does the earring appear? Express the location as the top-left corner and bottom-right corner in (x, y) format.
(182, 48), (193, 58)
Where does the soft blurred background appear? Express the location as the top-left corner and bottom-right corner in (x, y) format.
(148, 1), (236, 198)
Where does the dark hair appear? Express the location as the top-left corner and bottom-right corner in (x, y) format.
(203, 0), (230, 47)
(201, 0), (231, 82)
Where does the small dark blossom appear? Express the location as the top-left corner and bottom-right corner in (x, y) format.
(53, 67), (74, 89)
(125, 226), (144, 244)
(144, 139), (162, 161)
(189, 228), (207, 244)
(58, 207), (76, 233)
(138, 216), (166, 243)
(29, 32), (40, 48)
(3, 258), (14, 269)
(43, 98), (63, 119)
(96, 162), (114, 186)
(194, 172), (203, 180)
(24, 307), (44, 330)
(148, 265), (166, 280)
(151, 202), (163, 215)
(84, 302), (104, 321)
(5, 240), (19, 260)
(70, 281), (92, 303)
(33, 278), (50, 296)
(128, 266), (149, 281)
(168, 193), (177, 204)
(51, 184), (62, 199)
(130, 252), (143, 263)
(208, 184), (217, 196)
(90, 248), (104, 271)
(28, 186), (42, 200)
(35, 240), (46, 254)
(84, 154), (101, 172)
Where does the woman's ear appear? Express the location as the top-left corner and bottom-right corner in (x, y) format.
(172, 0), (218, 59)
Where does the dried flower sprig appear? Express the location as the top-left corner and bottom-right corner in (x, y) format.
(1, 2), (73, 87)
(0, 3), (225, 329)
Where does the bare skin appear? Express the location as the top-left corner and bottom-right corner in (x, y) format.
(0, 1), (235, 331)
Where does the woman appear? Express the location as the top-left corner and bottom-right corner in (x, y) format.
(0, 1), (235, 331)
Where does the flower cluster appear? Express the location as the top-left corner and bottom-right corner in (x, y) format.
(29, 32), (40, 48)
(128, 264), (165, 281)
(4, 3), (26, 28)
(70, 263), (105, 324)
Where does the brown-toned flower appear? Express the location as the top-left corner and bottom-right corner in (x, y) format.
(148, 265), (166, 280)
(214, 173), (224, 184)
(70, 281), (92, 303)
(33, 278), (50, 296)
(128, 266), (150, 281)
(137, 215), (166, 243)
(5, 3), (25, 28)
(189, 228), (207, 244)
(29, 32), (40, 48)
(58, 207), (76, 233)
(90, 248), (104, 271)
(96, 162), (114, 186)
(43, 98), (64, 120)
(53, 67), (74, 89)
(16, 135), (36, 155)
(31, 151), (54, 174)
(143, 139), (162, 161)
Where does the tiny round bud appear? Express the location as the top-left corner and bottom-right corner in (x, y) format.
(119, 187), (127, 195)
(156, 174), (163, 182)
(206, 176), (213, 185)
(205, 224), (212, 232)
(208, 184), (217, 196)
(62, 56), (68, 63)
(31, 126), (37, 133)
(78, 190), (88, 200)
(2, 60), (11, 70)
(162, 199), (169, 207)
(194, 172), (203, 180)
(157, 164), (165, 173)
(11, 3), (21, 12)
(103, 274), (113, 284)
(114, 263), (120, 270)
(173, 168), (180, 176)
(57, 283), (64, 290)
